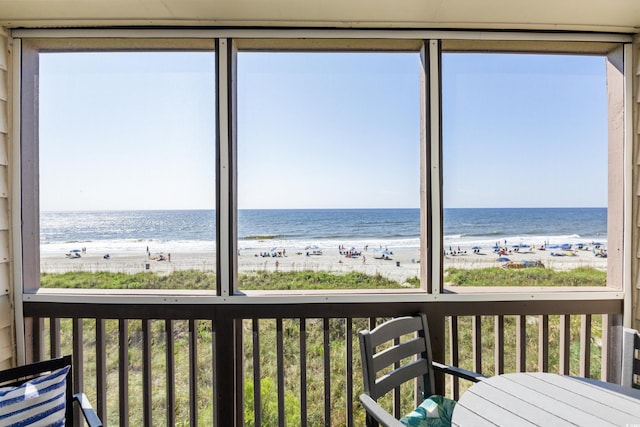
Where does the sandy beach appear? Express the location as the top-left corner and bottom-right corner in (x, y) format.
(40, 243), (608, 285)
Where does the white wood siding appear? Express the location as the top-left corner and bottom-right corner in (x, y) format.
(0, 26), (13, 370)
(634, 38), (640, 331)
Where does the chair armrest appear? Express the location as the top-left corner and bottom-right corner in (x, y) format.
(73, 393), (103, 427)
(432, 361), (486, 383)
(359, 394), (404, 427)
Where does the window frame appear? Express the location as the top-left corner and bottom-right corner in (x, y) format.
(231, 38), (429, 294)
(437, 40), (630, 295)
(12, 29), (633, 303)
(17, 37), (218, 293)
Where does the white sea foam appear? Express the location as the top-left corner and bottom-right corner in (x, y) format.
(41, 232), (606, 256)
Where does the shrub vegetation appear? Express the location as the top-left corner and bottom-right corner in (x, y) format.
(40, 268), (604, 425)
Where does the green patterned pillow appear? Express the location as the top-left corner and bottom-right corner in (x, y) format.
(400, 395), (456, 427)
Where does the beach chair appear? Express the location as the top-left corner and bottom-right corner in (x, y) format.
(622, 327), (640, 389)
(0, 355), (102, 426)
(358, 313), (485, 427)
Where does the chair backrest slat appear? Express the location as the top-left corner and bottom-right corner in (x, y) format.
(367, 316), (423, 348)
(372, 337), (426, 374)
(375, 358), (430, 398)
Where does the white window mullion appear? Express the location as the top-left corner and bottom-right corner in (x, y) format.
(429, 40), (443, 294)
(420, 40), (443, 294)
(217, 38), (233, 297)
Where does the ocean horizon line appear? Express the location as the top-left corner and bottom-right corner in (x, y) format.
(40, 206), (608, 214)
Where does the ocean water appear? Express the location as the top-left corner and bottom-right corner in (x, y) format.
(40, 208), (607, 254)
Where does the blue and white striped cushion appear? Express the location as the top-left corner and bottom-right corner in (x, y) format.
(0, 365), (69, 427)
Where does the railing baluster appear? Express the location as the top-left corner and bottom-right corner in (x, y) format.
(119, 318), (129, 427)
(165, 320), (175, 427)
(276, 318), (285, 427)
(142, 319), (152, 425)
(559, 315), (570, 374)
(73, 318), (84, 426)
(472, 316), (482, 374)
(345, 317), (353, 427)
(32, 317), (42, 362)
(449, 316), (460, 400)
(580, 314), (592, 377)
(188, 319), (198, 427)
(323, 318), (331, 427)
(515, 315), (526, 372)
(601, 314), (610, 381)
(495, 316), (504, 374)
(252, 318), (262, 427)
(538, 315), (549, 372)
(50, 317), (60, 358)
(235, 319), (244, 427)
(299, 318), (307, 427)
(393, 333), (401, 414)
(96, 319), (106, 422)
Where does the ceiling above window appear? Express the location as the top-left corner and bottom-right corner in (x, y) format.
(0, 0), (639, 33)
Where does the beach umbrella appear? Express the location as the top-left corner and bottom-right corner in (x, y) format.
(492, 245), (500, 249)
(497, 257), (510, 262)
(472, 246), (481, 250)
(70, 249), (81, 253)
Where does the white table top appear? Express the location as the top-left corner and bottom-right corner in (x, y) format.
(452, 372), (640, 426)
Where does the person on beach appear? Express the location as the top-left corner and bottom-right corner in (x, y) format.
(362, 255), (366, 265)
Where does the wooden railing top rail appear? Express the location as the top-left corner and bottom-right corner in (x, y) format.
(23, 298), (623, 320)
(21, 288), (625, 306)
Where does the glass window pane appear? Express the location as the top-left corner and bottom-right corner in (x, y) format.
(237, 51), (422, 291)
(442, 53), (608, 287)
(39, 51), (217, 289)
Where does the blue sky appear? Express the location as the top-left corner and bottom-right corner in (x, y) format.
(39, 52), (216, 211)
(443, 54), (607, 208)
(39, 49), (607, 211)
